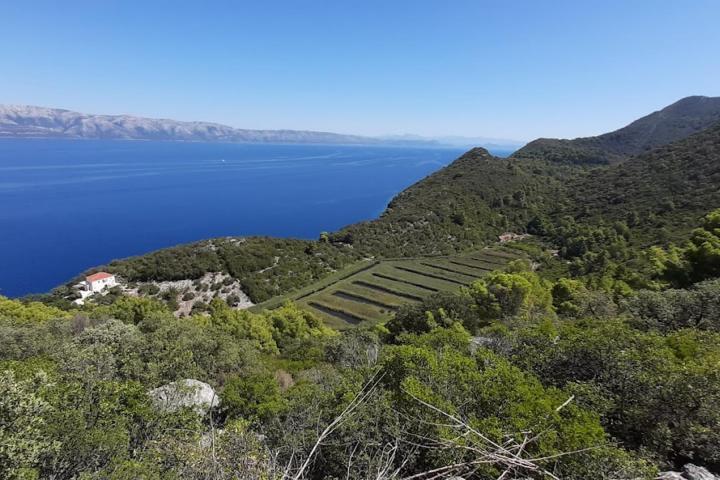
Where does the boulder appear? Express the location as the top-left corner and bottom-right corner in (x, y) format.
(683, 465), (720, 480)
(149, 379), (220, 415)
(658, 464), (720, 480)
(658, 473), (686, 480)
(469, 336), (493, 352)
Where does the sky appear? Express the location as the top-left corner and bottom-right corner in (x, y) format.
(1, 0), (719, 141)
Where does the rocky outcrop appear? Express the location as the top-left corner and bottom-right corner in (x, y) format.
(149, 379), (220, 415)
(125, 272), (253, 317)
(658, 464), (720, 480)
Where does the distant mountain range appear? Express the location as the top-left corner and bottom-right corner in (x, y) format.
(0, 105), (380, 145)
(0, 104), (522, 150)
(514, 95), (720, 164)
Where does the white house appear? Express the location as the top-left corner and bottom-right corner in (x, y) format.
(85, 272), (117, 292)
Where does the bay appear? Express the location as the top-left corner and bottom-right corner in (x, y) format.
(0, 139), (479, 296)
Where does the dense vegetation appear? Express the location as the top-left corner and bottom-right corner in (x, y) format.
(562, 122), (720, 243)
(331, 98), (720, 261)
(77, 237), (361, 304)
(513, 95), (720, 165)
(7, 97), (720, 478)
(5, 217), (720, 478)
(331, 149), (568, 257)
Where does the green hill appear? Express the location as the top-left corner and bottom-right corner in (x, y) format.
(563, 121), (720, 242)
(331, 147), (567, 256)
(513, 96), (720, 165)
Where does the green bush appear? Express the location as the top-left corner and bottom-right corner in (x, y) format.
(222, 372), (284, 422)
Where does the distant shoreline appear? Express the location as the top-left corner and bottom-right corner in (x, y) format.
(0, 104), (524, 151)
(0, 136), (519, 156)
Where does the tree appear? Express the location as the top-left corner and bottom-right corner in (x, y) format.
(467, 267), (555, 324)
(655, 208), (720, 286)
(626, 279), (720, 332)
(209, 299), (277, 353)
(498, 319), (720, 466)
(222, 373), (284, 422)
(263, 302), (333, 350)
(0, 371), (57, 480)
(0, 296), (70, 324)
(380, 328), (655, 479)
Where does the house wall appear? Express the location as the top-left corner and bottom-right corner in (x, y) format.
(88, 276), (117, 292)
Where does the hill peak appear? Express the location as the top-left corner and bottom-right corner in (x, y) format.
(666, 95), (719, 109)
(460, 147), (495, 160)
(512, 95), (720, 165)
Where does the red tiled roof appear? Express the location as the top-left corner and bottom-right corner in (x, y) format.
(86, 272), (114, 282)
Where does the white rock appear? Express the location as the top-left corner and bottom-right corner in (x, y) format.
(658, 464), (720, 480)
(658, 473), (686, 480)
(683, 464), (720, 480)
(149, 379), (220, 415)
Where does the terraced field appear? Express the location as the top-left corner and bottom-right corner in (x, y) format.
(254, 248), (520, 329)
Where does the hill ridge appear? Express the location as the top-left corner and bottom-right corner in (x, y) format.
(0, 104), (382, 145)
(512, 95), (720, 164)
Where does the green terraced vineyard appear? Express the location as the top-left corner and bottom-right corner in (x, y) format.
(255, 248), (521, 329)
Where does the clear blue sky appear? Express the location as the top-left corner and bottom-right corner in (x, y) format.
(1, 0), (718, 141)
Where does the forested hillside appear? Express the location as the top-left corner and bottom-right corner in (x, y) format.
(5, 212), (720, 477)
(330, 148), (567, 256)
(81, 237), (361, 304)
(513, 95), (720, 164)
(564, 122), (720, 241)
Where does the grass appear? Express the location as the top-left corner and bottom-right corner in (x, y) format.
(350, 279), (427, 302)
(336, 283), (411, 308)
(372, 266), (454, 291)
(249, 259), (378, 312)
(418, 258), (492, 278)
(255, 247), (521, 329)
(392, 264), (472, 286)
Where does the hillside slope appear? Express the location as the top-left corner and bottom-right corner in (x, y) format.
(513, 96), (720, 164)
(331, 148), (566, 256)
(333, 97), (720, 255)
(74, 237), (361, 304)
(563, 121), (720, 241)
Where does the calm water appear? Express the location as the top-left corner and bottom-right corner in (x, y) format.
(0, 139), (475, 297)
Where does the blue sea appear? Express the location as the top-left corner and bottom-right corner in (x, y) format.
(0, 139), (490, 297)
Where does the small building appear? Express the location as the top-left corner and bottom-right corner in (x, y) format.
(85, 272), (117, 292)
(498, 232), (530, 243)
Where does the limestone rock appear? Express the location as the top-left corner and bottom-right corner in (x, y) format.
(658, 473), (686, 480)
(683, 464), (720, 480)
(658, 464), (720, 480)
(149, 379), (220, 415)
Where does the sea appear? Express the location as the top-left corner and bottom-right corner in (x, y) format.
(0, 139), (511, 297)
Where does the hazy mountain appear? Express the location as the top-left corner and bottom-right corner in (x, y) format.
(379, 133), (524, 151)
(513, 95), (720, 164)
(0, 105), (384, 145)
